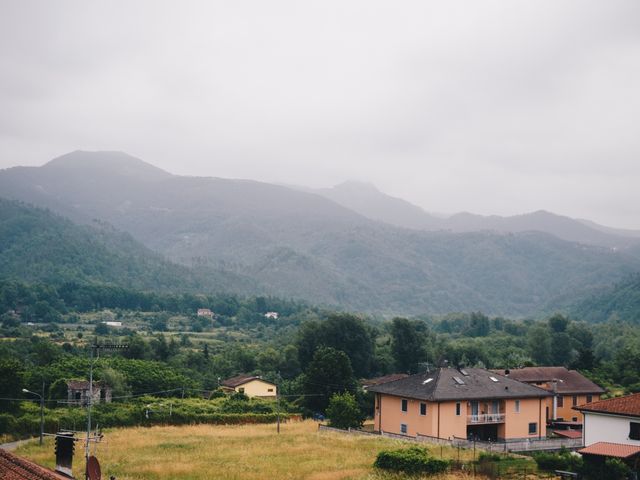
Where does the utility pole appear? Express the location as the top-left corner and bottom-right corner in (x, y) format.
(276, 391), (280, 434)
(85, 343), (94, 470)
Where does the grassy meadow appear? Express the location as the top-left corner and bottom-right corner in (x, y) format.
(13, 420), (535, 480)
(16, 421), (492, 480)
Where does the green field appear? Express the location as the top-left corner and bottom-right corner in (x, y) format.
(15, 421), (543, 479)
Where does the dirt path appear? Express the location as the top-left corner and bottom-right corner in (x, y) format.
(0, 437), (36, 451)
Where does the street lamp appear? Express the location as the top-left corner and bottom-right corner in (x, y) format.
(22, 386), (44, 446)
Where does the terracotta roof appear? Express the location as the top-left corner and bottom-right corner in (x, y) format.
(0, 449), (70, 480)
(552, 429), (583, 439)
(575, 392), (640, 417)
(579, 442), (640, 459)
(368, 367), (552, 401)
(491, 367), (604, 395)
(220, 375), (276, 388)
(362, 374), (409, 388)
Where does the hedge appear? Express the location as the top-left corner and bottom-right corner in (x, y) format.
(0, 398), (292, 440)
(374, 446), (450, 475)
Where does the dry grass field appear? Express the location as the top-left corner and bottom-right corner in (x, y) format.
(16, 421), (534, 479)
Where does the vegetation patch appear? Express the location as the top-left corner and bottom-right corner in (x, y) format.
(374, 445), (450, 475)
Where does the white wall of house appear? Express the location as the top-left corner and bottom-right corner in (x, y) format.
(584, 412), (640, 446)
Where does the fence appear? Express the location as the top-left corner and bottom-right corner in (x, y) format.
(318, 424), (582, 453)
(318, 425), (565, 479)
(445, 436), (583, 453)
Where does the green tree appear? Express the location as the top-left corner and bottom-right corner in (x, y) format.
(326, 392), (364, 429)
(548, 314), (569, 333)
(297, 314), (374, 377)
(0, 359), (25, 408)
(302, 347), (356, 413)
(391, 318), (426, 373)
(551, 332), (573, 366)
(527, 325), (551, 365)
(98, 367), (131, 398)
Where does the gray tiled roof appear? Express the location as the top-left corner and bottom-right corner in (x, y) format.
(368, 367), (552, 401)
(491, 367), (605, 395)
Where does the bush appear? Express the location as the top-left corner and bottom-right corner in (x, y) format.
(326, 392), (363, 430)
(478, 452), (503, 463)
(581, 457), (631, 480)
(374, 446), (450, 475)
(533, 450), (583, 472)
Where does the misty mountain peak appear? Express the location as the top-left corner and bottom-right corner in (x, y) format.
(44, 150), (172, 182)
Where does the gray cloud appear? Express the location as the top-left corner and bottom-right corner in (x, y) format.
(1, 1), (639, 227)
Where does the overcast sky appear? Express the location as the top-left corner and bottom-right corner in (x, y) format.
(1, 1), (639, 228)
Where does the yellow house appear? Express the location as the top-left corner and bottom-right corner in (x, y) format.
(368, 367), (551, 441)
(220, 375), (277, 398)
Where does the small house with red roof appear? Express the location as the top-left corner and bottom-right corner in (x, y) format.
(575, 392), (640, 447)
(220, 375), (277, 398)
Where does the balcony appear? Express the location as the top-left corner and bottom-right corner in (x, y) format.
(467, 413), (505, 424)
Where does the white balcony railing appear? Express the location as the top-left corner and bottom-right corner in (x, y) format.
(467, 413), (505, 424)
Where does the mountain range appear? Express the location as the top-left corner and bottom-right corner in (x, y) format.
(1, 150), (639, 317)
(311, 181), (640, 249)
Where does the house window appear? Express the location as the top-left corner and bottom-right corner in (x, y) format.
(239, 387), (245, 393)
(400, 423), (408, 434)
(455, 402), (461, 416)
(557, 396), (564, 407)
(401, 399), (408, 412)
(572, 417), (578, 422)
(572, 396), (578, 406)
(420, 403), (427, 416)
(267, 388), (274, 392)
(630, 422), (640, 440)
(515, 400), (520, 413)
(529, 423), (537, 435)
(586, 395), (593, 403)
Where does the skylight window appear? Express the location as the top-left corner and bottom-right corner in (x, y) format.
(453, 376), (465, 385)
(422, 378), (433, 385)
(460, 369), (469, 376)
(489, 376), (499, 382)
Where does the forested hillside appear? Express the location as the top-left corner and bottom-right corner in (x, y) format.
(0, 198), (257, 295)
(571, 275), (640, 323)
(2, 151), (640, 316)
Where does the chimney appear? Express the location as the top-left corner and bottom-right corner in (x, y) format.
(54, 431), (75, 478)
(504, 369), (510, 376)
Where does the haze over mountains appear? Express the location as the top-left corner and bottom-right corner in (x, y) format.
(1, 150), (639, 317)
(313, 181), (640, 249)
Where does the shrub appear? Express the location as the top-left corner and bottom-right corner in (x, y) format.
(533, 450), (583, 472)
(374, 446), (450, 475)
(326, 392), (363, 430)
(603, 458), (631, 479)
(581, 457), (631, 480)
(230, 391), (249, 401)
(478, 452), (503, 463)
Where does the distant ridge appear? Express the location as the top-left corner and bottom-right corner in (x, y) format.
(311, 182), (640, 250)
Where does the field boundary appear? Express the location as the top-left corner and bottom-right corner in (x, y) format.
(318, 425), (583, 452)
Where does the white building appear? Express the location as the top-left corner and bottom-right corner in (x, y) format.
(575, 392), (640, 446)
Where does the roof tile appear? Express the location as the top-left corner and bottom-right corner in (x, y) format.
(575, 392), (640, 417)
(491, 367), (604, 395)
(579, 442), (640, 459)
(0, 449), (70, 480)
(368, 367), (551, 401)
